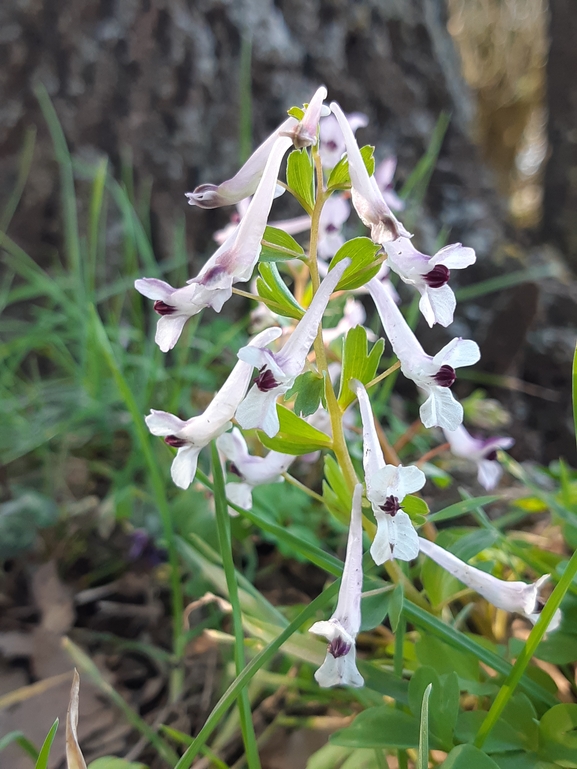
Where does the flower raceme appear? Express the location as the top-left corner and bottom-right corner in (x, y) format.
(235, 258), (350, 438)
(368, 276), (480, 431)
(418, 537), (561, 631)
(145, 327), (282, 489)
(443, 425), (515, 491)
(353, 380), (425, 564)
(135, 135), (293, 352)
(216, 427), (294, 514)
(309, 484), (364, 688)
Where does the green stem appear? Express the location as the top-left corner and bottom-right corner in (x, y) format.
(211, 443), (261, 769)
(474, 547), (577, 748)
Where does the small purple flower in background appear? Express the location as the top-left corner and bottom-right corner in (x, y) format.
(319, 110), (368, 169)
(443, 425), (515, 491)
(322, 296), (376, 345)
(127, 529), (167, 568)
(368, 277), (480, 431)
(309, 484), (364, 688)
(353, 380), (425, 564)
(375, 156), (405, 212)
(144, 327), (281, 488)
(136, 136), (293, 351)
(216, 427), (295, 514)
(235, 259), (350, 437)
(330, 102), (410, 245)
(418, 537), (561, 631)
(384, 238), (476, 328)
(317, 195), (351, 260)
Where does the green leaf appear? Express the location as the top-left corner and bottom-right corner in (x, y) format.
(456, 712), (526, 754)
(428, 496), (500, 524)
(287, 106), (305, 120)
(490, 752), (559, 769)
(538, 704), (577, 767)
(322, 454), (353, 522)
(258, 404), (332, 455)
(409, 667), (459, 750)
(88, 760), (147, 769)
(389, 583), (404, 633)
(35, 719), (59, 769)
(402, 495), (430, 520)
(286, 370), (325, 417)
(256, 262), (305, 319)
(337, 325), (385, 410)
(260, 225), (306, 263)
(330, 706), (421, 749)
(327, 145), (376, 191)
(0, 731), (38, 761)
(329, 237), (382, 291)
(441, 745), (500, 769)
(418, 683), (433, 769)
(416, 635), (480, 683)
(286, 149), (314, 211)
(360, 583), (392, 631)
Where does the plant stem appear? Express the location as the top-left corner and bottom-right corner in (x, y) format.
(283, 472), (325, 504)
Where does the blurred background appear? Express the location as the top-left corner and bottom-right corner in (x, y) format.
(1, 0), (577, 766)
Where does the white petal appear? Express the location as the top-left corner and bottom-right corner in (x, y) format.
(430, 243), (476, 269)
(477, 459), (503, 491)
(171, 446), (201, 489)
(145, 409), (187, 436)
(420, 387), (463, 431)
(443, 425), (483, 457)
(352, 379), (386, 478)
(371, 511), (418, 564)
(368, 277), (428, 364)
(432, 338), (481, 369)
(418, 290), (436, 328)
(367, 465), (399, 507)
(134, 277), (174, 301)
(235, 385), (280, 438)
(426, 284), (456, 328)
(314, 648), (364, 688)
(333, 484), (364, 635)
(396, 464), (427, 499)
(155, 315), (188, 353)
(225, 482), (253, 515)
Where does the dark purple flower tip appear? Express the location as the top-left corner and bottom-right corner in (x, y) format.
(185, 184), (221, 209)
(380, 495), (401, 516)
(164, 435), (188, 448)
(153, 300), (177, 316)
(229, 462), (243, 478)
(434, 364), (457, 388)
(329, 636), (351, 658)
(425, 264), (450, 288)
(325, 223), (338, 233)
(201, 264), (227, 286)
(485, 449), (498, 461)
(127, 529), (167, 567)
(325, 140), (338, 152)
(255, 366), (279, 392)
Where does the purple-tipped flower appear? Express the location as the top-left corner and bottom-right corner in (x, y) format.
(320, 110), (369, 169)
(217, 427), (295, 513)
(443, 425), (515, 491)
(136, 136), (293, 351)
(309, 484), (364, 688)
(375, 156), (405, 212)
(353, 380), (425, 564)
(418, 537), (561, 631)
(145, 328), (281, 488)
(368, 277), (480, 431)
(284, 86), (329, 149)
(330, 102), (410, 244)
(384, 238), (476, 328)
(235, 258), (350, 437)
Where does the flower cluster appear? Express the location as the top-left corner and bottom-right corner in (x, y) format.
(135, 86), (554, 690)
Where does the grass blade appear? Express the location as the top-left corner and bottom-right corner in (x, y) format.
(0, 731), (38, 761)
(417, 683), (432, 769)
(35, 719), (59, 769)
(211, 442), (261, 769)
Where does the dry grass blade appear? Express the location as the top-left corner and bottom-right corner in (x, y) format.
(66, 669), (87, 769)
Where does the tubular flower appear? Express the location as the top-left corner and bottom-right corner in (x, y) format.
(443, 425), (515, 491)
(185, 117), (296, 209)
(375, 156), (405, 212)
(353, 380), (425, 564)
(235, 258), (350, 437)
(384, 237), (476, 328)
(145, 328), (281, 489)
(418, 537), (561, 631)
(319, 110), (369, 169)
(136, 136), (293, 352)
(330, 101), (410, 244)
(283, 86), (329, 149)
(368, 277), (480, 431)
(309, 484), (364, 688)
(216, 427), (295, 513)
(213, 199), (310, 246)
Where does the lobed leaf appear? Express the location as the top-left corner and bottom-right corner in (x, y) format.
(285, 370), (325, 417)
(337, 324), (385, 410)
(260, 225), (306, 263)
(256, 263), (305, 319)
(327, 145), (376, 190)
(329, 236), (382, 291)
(258, 404), (332, 454)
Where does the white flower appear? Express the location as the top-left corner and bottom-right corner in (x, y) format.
(213, 199), (310, 246)
(235, 258), (350, 437)
(443, 425), (515, 491)
(309, 484), (364, 688)
(136, 136), (293, 351)
(217, 427), (295, 513)
(368, 277), (480, 431)
(319, 110), (368, 169)
(322, 297), (375, 345)
(375, 156), (404, 212)
(330, 102), (410, 244)
(283, 86), (329, 149)
(317, 195), (351, 260)
(145, 328), (281, 488)
(353, 380), (425, 564)
(384, 237), (476, 327)
(418, 537), (562, 631)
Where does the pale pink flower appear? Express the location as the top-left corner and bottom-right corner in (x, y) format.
(375, 156), (405, 212)
(319, 111), (369, 169)
(443, 425), (514, 491)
